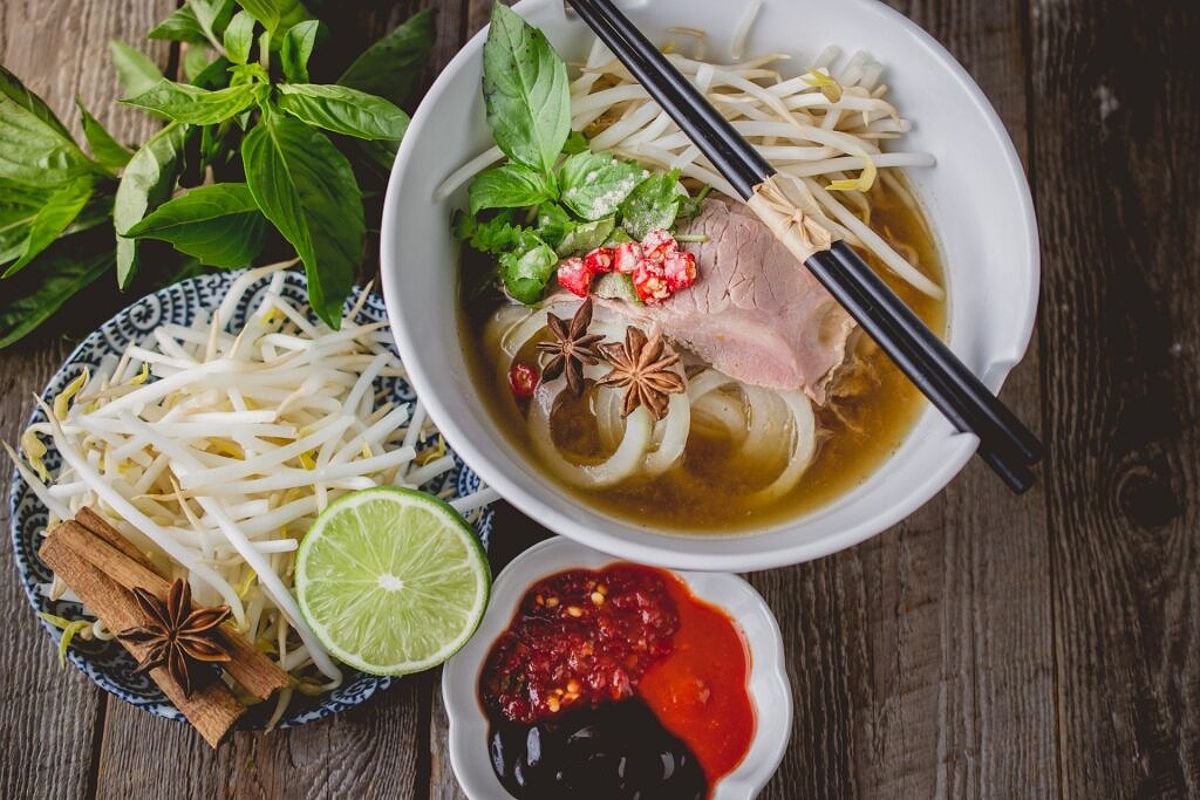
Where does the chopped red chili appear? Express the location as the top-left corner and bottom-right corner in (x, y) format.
(480, 565), (679, 724)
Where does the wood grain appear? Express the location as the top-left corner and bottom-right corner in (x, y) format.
(1, 0), (1199, 798)
(1031, 0), (1200, 796)
(94, 677), (424, 800)
(0, 2), (175, 798)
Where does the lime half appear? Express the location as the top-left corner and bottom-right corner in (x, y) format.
(296, 487), (491, 676)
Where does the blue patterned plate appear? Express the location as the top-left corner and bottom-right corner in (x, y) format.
(8, 269), (494, 729)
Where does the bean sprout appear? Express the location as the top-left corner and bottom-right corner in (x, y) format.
(8, 264), (492, 717)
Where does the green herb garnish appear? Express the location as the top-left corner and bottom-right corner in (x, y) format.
(0, 1), (436, 347)
(458, 5), (705, 305)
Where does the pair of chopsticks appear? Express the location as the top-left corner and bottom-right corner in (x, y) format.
(566, 0), (1043, 493)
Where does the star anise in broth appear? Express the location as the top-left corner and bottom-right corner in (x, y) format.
(598, 326), (686, 421)
(537, 297), (605, 396)
(117, 578), (231, 698)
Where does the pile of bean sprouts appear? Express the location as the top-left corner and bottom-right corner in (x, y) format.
(8, 261), (497, 725)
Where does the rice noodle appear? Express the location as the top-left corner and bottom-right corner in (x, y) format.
(528, 378), (654, 487)
(747, 390), (817, 502)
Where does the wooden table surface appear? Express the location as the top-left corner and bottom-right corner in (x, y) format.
(2, 0), (1198, 797)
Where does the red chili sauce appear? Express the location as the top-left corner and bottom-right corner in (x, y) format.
(480, 563), (755, 787)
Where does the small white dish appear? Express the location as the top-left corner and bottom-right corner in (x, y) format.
(382, 0), (1039, 570)
(441, 536), (792, 799)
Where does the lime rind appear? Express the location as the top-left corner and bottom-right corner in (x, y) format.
(296, 487), (491, 676)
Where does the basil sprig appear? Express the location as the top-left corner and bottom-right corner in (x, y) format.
(459, 5), (703, 305)
(0, 1), (436, 347)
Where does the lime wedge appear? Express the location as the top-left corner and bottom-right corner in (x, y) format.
(296, 487), (491, 676)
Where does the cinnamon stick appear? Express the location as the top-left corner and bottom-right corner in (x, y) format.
(52, 519), (290, 701)
(39, 533), (243, 747)
(74, 506), (156, 571)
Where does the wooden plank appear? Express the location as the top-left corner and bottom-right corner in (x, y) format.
(1030, 0), (1200, 796)
(0, 2), (175, 798)
(94, 676), (424, 799)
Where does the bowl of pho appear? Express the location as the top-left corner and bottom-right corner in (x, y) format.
(380, 0), (1039, 570)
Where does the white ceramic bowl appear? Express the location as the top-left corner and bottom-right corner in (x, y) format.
(441, 537), (792, 799)
(381, 0), (1039, 570)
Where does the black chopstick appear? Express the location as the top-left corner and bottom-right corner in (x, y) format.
(823, 242), (1042, 462)
(807, 243), (1035, 493)
(568, 0), (770, 196)
(566, 0), (1043, 492)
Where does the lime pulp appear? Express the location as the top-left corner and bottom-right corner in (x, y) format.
(296, 487), (490, 676)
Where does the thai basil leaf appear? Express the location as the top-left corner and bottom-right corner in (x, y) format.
(675, 184), (711, 220)
(454, 210), (526, 255)
(482, 4), (570, 176)
(0, 180), (51, 264)
(534, 202), (573, 249)
(190, 54), (234, 89)
(499, 237), (557, 304)
(236, 0), (311, 33)
(558, 151), (646, 221)
(338, 9), (434, 107)
(242, 113), (364, 327)
(188, 0), (236, 44)
(0, 65), (74, 141)
(619, 168), (687, 240)
(0, 67), (89, 185)
(602, 227), (634, 247)
(66, 190), (116, 238)
(182, 47), (216, 84)
(124, 183), (266, 268)
(0, 229), (114, 349)
(468, 163), (555, 215)
(556, 217), (615, 257)
(274, 84), (408, 141)
(109, 41), (164, 97)
(347, 138), (399, 176)
(76, 99), (132, 171)
(592, 272), (641, 305)
(280, 19), (321, 82)
(229, 62), (269, 87)
(148, 6), (209, 43)
(223, 11), (258, 64)
(3, 176), (95, 277)
(114, 122), (188, 288)
(562, 129), (588, 155)
(122, 80), (259, 125)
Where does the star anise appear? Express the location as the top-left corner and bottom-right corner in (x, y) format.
(536, 297), (605, 396)
(117, 578), (231, 698)
(598, 326), (686, 421)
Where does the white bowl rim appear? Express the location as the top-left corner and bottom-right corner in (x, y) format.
(440, 536), (793, 799)
(381, 0), (1040, 571)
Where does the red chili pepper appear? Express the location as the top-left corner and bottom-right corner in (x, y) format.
(556, 257), (592, 297)
(642, 229), (677, 265)
(632, 261), (671, 303)
(508, 362), (539, 398)
(663, 250), (697, 292)
(583, 246), (615, 274)
(612, 241), (643, 274)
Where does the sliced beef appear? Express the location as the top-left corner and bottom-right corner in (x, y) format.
(607, 198), (854, 403)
